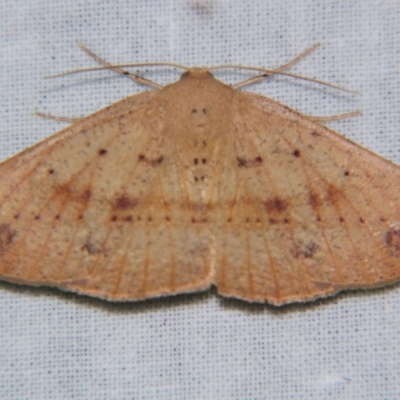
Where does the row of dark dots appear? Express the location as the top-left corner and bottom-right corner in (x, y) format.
(13, 213), (370, 226)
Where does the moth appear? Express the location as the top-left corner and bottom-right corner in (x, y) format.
(0, 44), (399, 305)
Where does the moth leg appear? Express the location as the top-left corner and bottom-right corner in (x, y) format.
(78, 43), (163, 90)
(35, 112), (84, 123)
(233, 43), (321, 89)
(308, 110), (362, 123)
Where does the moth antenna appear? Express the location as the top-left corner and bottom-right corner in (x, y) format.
(211, 43), (358, 94)
(273, 42), (321, 73)
(45, 43), (357, 94)
(77, 43), (163, 89)
(45, 62), (190, 79)
(229, 43), (322, 90)
(214, 66), (359, 94)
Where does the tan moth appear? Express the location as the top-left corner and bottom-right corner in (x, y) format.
(0, 44), (400, 306)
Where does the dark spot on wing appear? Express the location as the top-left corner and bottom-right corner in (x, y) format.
(55, 184), (71, 197)
(152, 156), (164, 166)
(269, 218), (290, 224)
(138, 154), (164, 166)
(113, 194), (138, 211)
(290, 241), (319, 259)
(55, 184), (91, 205)
(292, 149), (301, 158)
(190, 108), (207, 115)
(78, 189), (92, 204)
(81, 242), (102, 255)
(190, 213), (209, 224)
(194, 175), (206, 182)
(98, 149), (108, 156)
(237, 156), (263, 168)
(237, 158), (246, 167)
(264, 197), (288, 214)
(309, 191), (322, 209)
(325, 184), (340, 205)
(344, 170), (350, 176)
(0, 224), (17, 254)
(384, 228), (400, 256)
(48, 169), (55, 175)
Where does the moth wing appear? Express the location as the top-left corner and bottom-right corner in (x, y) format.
(0, 92), (212, 300)
(214, 92), (400, 305)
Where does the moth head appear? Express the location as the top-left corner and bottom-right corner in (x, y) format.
(180, 68), (214, 80)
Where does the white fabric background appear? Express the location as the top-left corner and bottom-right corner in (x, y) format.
(1, 1), (400, 399)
